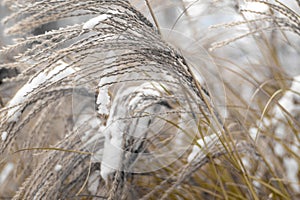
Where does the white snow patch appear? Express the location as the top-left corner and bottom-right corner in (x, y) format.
(100, 121), (124, 182)
(97, 69), (117, 116)
(83, 14), (111, 30)
(127, 82), (168, 111)
(291, 144), (299, 154)
(108, 10), (121, 15)
(97, 87), (111, 115)
(253, 180), (261, 188)
(54, 164), (62, 171)
(99, 81), (176, 181)
(291, 75), (300, 89)
(239, 157), (252, 173)
(271, 75), (300, 139)
(1, 131), (8, 141)
(283, 157), (300, 192)
(0, 163), (14, 184)
(241, 157), (251, 169)
(274, 143), (285, 157)
(262, 118), (270, 127)
(80, 117), (102, 142)
(187, 134), (217, 163)
(274, 75), (300, 119)
(256, 118), (271, 130)
(6, 61), (75, 122)
(88, 170), (100, 194)
(248, 127), (258, 140)
(274, 124), (285, 139)
(91, 148), (103, 163)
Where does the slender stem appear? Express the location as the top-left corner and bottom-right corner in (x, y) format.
(145, 0), (161, 35)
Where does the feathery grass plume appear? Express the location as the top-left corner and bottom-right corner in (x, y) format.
(210, 0), (300, 51)
(0, 0), (238, 199)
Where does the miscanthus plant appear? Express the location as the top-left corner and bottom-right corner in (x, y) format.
(0, 0), (299, 199)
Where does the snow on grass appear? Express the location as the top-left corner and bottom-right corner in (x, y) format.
(272, 75), (300, 140)
(249, 76), (300, 140)
(247, 76), (300, 191)
(83, 14), (111, 30)
(274, 76), (300, 192)
(54, 164), (62, 172)
(1, 131), (8, 141)
(6, 61), (75, 122)
(274, 143), (285, 157)
(274, 75), (300, 119)
(97, 71), (117, 116)
(248, 127), (258, 140)
(100, 82), (173, 181)
(97, 86), (111, 116)
(284, 157), (300, 192)
(100, 121), (124, 182)
(80, 117), (102, 141)
(187, 134), (218, 163)
(0, 163), (14, 184)
(88, 170), (100, 194)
